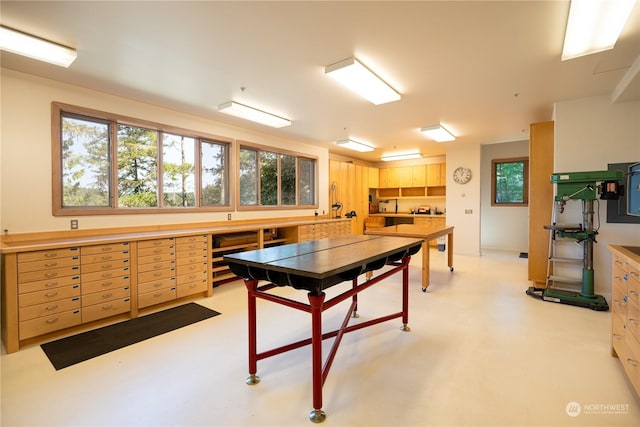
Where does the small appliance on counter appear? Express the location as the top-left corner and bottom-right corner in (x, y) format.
(416, 206), (431, 214)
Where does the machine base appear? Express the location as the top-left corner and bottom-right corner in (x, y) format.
(526, 287), (609, 311)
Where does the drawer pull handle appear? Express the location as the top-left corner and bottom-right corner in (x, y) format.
(154, 292), (162, 297)
(101, 273), (113, 278)
(102, 264), (113, 269)
(102, 305), (113, 310)
(102, 293), (113, 299)
(631, 271), (639, 278)
(102, 281), (113, 287)
(45, 305), (58, 311)
(44, 262), (58, 267)
(101, 247), (111, 252)
(627, 358), (640, 367)
(630, 290), (639, 296)
(101, 255), (113, 261)
(45, 282), (58, 288)
(46, 318), (59, 324)
(45, 292), (58, 298)
(45, 272), (58, 278)
(629, 318), (639, 325)
(44, 253), (58, 258)
(613, 333), (623, 339)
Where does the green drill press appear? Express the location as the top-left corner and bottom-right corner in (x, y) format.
(526, 170), (624, 311)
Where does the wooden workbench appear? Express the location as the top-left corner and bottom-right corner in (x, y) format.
(365, 224), (454, 291)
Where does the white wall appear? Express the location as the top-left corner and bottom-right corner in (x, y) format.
(554, 95), (640, 298)
(0, 69), (329, 234)
(446, 141), (481, 256)
(480, 140), (529, 253)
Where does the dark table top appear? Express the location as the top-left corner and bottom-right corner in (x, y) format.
(224, 235), (422, 294)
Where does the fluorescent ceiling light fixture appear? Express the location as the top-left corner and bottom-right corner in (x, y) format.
(336, 139), (374, 152)
(218, 101), (291, 128)
(325, 57), (401, 105)
(381, 152), (423, 162)
(0, 25), (77, 67)
(420, 125), (456, 142)
(561, 0), (637, 61)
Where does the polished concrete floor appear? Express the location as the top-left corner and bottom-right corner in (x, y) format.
(2, 249), (639, 426)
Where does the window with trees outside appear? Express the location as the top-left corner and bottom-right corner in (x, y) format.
(491, 157), (529, 206)
(238, 144), (317, 208)
(54, 104), (230, 215)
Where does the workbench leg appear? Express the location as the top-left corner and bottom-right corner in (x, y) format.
(351, 278), (360, 318)
(447, 232), (454, 272)
(421, 241), (429, 292)
(308, 292), (327, 423)
(245, 279), (260, 385)
(401, 257), (411, 331)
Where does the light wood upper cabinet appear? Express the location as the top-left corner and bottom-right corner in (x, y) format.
(411, 165), (426, 187)
(426, 163), (446, 186)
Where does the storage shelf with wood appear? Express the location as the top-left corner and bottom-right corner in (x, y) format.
(1, 217), (352, 353)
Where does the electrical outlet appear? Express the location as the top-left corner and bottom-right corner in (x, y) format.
(70, 219), (79, 229)
(227, 213), (232, 220)
(465, 209), (473, 214)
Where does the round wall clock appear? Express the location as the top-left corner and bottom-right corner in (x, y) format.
(453, 167), (472, 184)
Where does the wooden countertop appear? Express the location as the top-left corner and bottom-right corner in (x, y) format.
(609, 245), (640, 265)
(0, 217), (350, 254)
(369, 213), (446, 218)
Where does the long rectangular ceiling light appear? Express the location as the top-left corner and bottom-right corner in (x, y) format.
(561, 0), (637, 61)
(420, 125), (455, 142)
(325, 57), (401, 105)
(0, 26), (77, 67)
(218, 101), (292, 128)
(336, 139), (374, 152)
(381, 152), (422, 162)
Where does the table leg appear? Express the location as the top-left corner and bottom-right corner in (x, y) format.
(308, 292), (327, 423)
(351, 278), (360, 318)
(421, 240), (429, 292)
(402, 256), (411, 331)
(245, 279), (260, 385)
(447, 232), (454, 272)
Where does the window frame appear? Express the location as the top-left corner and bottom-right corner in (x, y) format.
(491, 157), (529, 207)
(236, 141), (318, 211)
(52, 102), (233, 216)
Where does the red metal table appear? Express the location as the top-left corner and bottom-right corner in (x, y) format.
(224, 234), (422, 423)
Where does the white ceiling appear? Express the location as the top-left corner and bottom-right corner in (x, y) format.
(2, 1), (639, 163)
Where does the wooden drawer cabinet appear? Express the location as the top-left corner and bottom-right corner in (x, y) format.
(81, 243), (131, 323)
(17, 247), (82, 339)
(610, 245), (640, 398)
(137, 238), (176, 308)
(175, 235), (208, 299)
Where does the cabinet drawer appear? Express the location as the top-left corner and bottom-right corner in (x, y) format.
(82, 250), (129, 265)
(18, 265), (80, 284)
(176, 250), (207, 262)
(612, 281), (628, 319)
(81, 242), (129, 256)
(19, 309), (81, 340)
(18, 256), (80, 273)
(82, 298), (131, 324)
(137, 259), (176, 275)
(138, 238), (175, 250)
(628, 275), (640, 308)
(612, 312), (626, 355)
(176, 262), (207, 277)
(19, 285), (80, 308)
(19, 297), (81, 321)
(628, 300), (640, 342)
(17, 247), (79, 263)
(82, 286), (131, 307)
(138, 287), (177, 309)
(177, 269), (208, 285)
(138, 252), (175, 265)
(82, 258), (130, 274)
(82, 275), (131, 294)
(138, 277), (176, 294)
(176, 237), (207, 249)
(177, 280), (208, 298)
(138, 246), (175, 258)
(18, 275), (80, 294)
(82, 267), (130, 283)
(623, 333), (640, 395)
